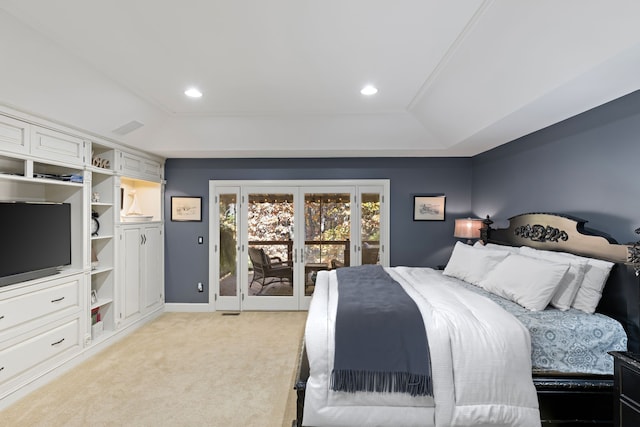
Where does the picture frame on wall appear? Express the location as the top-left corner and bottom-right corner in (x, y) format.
(413, 195), (446, 221)
(171, 196), (202, 222)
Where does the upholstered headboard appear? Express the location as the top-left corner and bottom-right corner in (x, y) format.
(483, 213), (640, 352)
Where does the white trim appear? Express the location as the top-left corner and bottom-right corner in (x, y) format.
(164, 303), (213, 312)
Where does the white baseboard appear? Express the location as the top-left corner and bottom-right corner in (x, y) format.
(164, 303), (213, 312)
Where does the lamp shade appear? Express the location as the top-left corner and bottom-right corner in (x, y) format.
(454, 218), (482, 239)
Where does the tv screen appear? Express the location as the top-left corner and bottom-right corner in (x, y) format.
(0, 202), (72, 286)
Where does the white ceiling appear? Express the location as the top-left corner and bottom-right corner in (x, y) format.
(1, 0), (640, 158)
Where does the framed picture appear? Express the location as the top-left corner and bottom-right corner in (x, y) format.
(91, 289), (98, 305)
(413, 195), (446, 221)
(171, 196), (202, 222)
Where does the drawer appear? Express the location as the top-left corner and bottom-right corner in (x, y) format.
(0, 115), (30, 155)
(621, 364), (640, 406)
(0, 318), (79, 384)
(621, 399), (640, 426)
(0, 278), (80, 333)
(30, 126), (86, 166)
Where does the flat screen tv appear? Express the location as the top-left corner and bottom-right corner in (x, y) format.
(0, 201), (72, 287)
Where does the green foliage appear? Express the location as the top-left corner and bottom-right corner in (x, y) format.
(239, 195), (380, 265)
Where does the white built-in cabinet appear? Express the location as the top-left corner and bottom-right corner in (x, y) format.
(0, 106), (164, 408)
(117, 151), (162, 182)
(0, 114), (29, 155)
(118, 223), (163, 327)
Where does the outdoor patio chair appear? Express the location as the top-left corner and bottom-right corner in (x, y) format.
(248, 247), (293, 288)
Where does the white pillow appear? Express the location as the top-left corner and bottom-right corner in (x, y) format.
(572, 258), (614, 314)
(474, 241), (520, 254)
(519, 246), (587, 311)
(479, 254), (569, 311)
(516, 246), (614, 313)
(443, 241), (510, 286)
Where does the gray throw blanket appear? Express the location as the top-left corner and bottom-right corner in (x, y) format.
(331, 265), (432, 397)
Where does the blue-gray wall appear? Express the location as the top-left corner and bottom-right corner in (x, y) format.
(164, 90), (640, 304)
(164, 157), (472, 303)
(472, 89), (640, 244)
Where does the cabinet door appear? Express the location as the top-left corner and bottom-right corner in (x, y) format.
(0, 114), (30, 155)
(118, 151), (162, 181)
(30, 126), (86, 166)
(120, 227), (142, 322)
(142, 225), (163, 310)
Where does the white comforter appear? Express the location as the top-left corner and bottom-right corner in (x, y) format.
(303, 267), (540, 427)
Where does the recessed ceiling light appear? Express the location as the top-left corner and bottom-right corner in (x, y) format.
(184, 87), (203, 98)
(360, 85), (378, 96)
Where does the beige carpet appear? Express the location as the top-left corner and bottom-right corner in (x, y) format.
(0, 311), (308, 427)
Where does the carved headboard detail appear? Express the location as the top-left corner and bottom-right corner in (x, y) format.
(630, 227), (640, 267)
(483, 213), (631, 263)
(514, 224), (569, 243)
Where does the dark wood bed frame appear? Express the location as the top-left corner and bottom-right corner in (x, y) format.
(294, 213), (640, 427)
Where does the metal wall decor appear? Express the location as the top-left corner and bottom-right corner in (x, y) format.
(514, 224), (569, 243)
(629, 227), (640, 275)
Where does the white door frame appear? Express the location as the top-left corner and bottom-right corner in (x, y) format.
(208, 179), (390, 311)
(211, 186), (241, 311)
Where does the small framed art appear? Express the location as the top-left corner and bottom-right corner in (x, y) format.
(171, 196), (202, 222)
(413, 195), (446, 221)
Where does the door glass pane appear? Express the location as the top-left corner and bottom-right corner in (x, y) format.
(247, 193), (294, 296)
(361, 193), (380, 265)
(304, 193), (350, 296)
(219, 194), (238, 296)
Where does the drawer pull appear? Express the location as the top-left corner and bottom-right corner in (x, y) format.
(51, 338), (65, 346)
(51, 297), (65, 303)
(0, 366), (4, 372)
(0, 315), (4, 320)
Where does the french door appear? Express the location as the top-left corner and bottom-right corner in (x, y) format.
(210, 180), (388, 311)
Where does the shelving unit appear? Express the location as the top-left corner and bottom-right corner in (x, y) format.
(0, 156), (85, 274)
(0, 106), (165, 409)
(0, 117), (87, 402)
(87, 143), (117, 341)
(120, 176), (162, 222)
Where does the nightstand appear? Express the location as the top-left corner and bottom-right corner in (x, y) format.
(611, 351), (640, 426)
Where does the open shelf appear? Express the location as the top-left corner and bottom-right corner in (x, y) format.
(120, 176), (162, 222)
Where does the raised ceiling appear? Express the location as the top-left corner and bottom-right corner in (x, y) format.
(1, 0), (640, 158)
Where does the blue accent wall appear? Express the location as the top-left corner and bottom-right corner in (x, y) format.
(164, 157), (472, 303)
(472, 89), (640, 244)
(164, 90), (640, 304)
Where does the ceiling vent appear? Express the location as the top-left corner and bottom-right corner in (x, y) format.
(112, 120), (144, 135)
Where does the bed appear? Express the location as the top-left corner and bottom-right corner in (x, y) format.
(293, 213), (640, 426)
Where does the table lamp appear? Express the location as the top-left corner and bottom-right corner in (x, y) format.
(454, 218), (483, 244)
